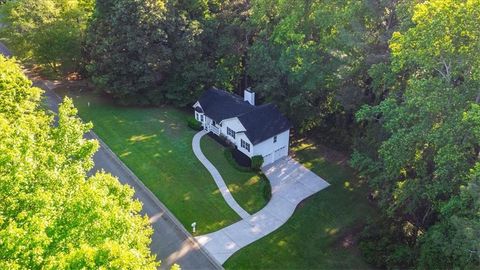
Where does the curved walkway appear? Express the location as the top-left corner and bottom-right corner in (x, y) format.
(192, 131), (330, 264)
(40, 86), (220, 269)
(192, 131), (251, 219)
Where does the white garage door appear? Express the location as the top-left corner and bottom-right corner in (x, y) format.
(273, 146), (287, 161)
(263, 153), (274, 166)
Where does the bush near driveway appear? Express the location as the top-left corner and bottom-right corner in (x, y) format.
(201, 136), (270, 214)
(251, 155), (264, 171)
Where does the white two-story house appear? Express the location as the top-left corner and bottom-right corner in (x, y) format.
(193, 88), (291, 166)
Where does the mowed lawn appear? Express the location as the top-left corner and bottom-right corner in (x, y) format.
(224, 141), (377, 269)
(60, 89), (240, 234)
(200, 135), (269, 214)
(59, 88), (376, 269)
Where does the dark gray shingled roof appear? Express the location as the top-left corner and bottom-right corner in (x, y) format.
(197, 88), (253, 123)
(196, 88), (291, 145)
(238, 104), (292, 145)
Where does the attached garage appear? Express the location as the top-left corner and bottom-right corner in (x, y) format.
(194, 88), (292, 168)
(263, 153), (274, 165)
(262, 146), (288, 166)
(274, 146), (288, 161)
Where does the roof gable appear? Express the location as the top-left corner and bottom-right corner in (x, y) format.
(197, 88), (253, 122)
(238, 104), (291, 145)
(196, 88), (291, 145)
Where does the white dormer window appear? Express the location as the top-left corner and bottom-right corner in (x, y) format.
(273, 136), (277, 143)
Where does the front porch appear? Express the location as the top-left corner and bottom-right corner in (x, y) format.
(206, 124), (220, 135)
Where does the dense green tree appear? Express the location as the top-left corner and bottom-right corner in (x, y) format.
(245, 0), (411, 148)
(161, 0), (252, 106)
(85, 0), (171, 104)
(159, 0), (216, 106)
(0, 0), (94, 73)
(352, 0), (480, 267)
(0, 55), (158, 269)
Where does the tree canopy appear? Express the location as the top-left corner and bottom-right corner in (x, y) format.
(2, 0), (480, 268)
(0, 55), (158, 269)
(0, 0), (94, 73)
(352, 0), (480, 268)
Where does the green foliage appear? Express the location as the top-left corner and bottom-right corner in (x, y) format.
(85, 0), (171, 104)
(247, 0), (378, 135)
(187, 117), (203, 131)
(0, 0), (94, 73)
(417, 164), (480, 268)
(261, 174), (271, 201)
(359, 218), (415, 269)
(224, 148), (252, 172)
(0, 56), (157, 269)
(251, 155), (264, 171)
(353, 0), (480, 267)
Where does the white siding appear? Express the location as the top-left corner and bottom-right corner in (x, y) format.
(219, 117), (246, 144)
(236, 132), (253, 157)
(217, 117), (254, 157)
(252, 129), (290, 166)
(193, 100), (290, 165)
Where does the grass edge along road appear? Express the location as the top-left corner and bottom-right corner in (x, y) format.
(58, 87), (240, 235)
(59, 87), (376, 269)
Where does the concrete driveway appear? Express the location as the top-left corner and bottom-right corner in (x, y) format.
(195, 157), (330, 264)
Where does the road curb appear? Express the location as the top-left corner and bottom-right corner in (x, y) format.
(90, 132), (223, 269)
(46, 83), (223, 269)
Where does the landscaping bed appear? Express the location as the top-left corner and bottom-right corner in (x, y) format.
(57, 86), (375, 269)
(56, 87), (240, 234)
(200, 135), (270, 214)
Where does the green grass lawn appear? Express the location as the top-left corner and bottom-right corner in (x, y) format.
(200, 135), (269, 214)
(224, 141), (377, 269)
(58, 89), (241, 234)
(58, 87), (376, 269)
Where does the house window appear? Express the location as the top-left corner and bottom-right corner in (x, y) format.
(241, 139), (250, 152)
(227, 127), (235, 138)
(212, 120), (216, 126)
(273, 136), (277, 143)
(201, 115), (204, 122)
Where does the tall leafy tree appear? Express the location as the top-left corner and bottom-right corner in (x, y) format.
(0, 0), (94, 73)
(161, 0), (252, 106)
(160, 0), (216, 106)
(0, 56), (158, 269)
(352, 0), (480, 267)
(85, 0), (171, 104)
(246, 0), (373, 141)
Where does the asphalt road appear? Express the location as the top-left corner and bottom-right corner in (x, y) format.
(2, 39), (220, 269)
(36, 79), (222, 270)
(34, 81), (222, 269)
(0, 42), (12, 57)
